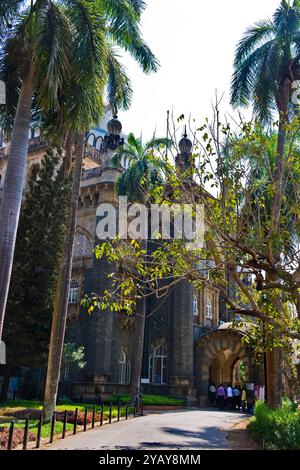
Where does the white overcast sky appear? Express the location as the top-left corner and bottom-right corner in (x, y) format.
(118, 0), (280, 139)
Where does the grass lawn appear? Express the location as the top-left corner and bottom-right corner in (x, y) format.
(0, 399), (134, 431)
(0, 419), (74, 438)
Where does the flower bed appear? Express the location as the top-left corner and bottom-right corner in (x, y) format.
(0, 426), (35, 450)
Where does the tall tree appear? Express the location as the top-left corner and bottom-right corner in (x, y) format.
(0, 0), (159, 342)
(42, 1), (159, 420)
(230, 0), (300, 408)
(0, 149), (70, 401)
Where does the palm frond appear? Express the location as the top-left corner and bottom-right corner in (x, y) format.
(233, 20), (274, 66)
(0, 34), (23, 133)
(111, 148), (136, 167)
(127, 0), (146, 16)
(65, 0), (107, 87)
(106, 45), (133, 113)
(105, 0), (159, 74)
(33, 2), (72, 113)
(127, 132), (142, 153)
(252, 43), (280, 121)
(231, 39), (276, 107)
(273, 0), (300, 36)
(145, 137), (173, 151)
(0, 0), (26, 39)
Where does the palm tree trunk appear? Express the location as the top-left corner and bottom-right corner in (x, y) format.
(43, 133), (84, 421)
(0, 70), (33, 341)
(131, 297), (146, 402)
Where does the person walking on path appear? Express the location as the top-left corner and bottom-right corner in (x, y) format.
(217, 384), (226, 410)
(208, 383), (216, 407)
(241, 388), (247, 412)
(233, 385), (241, 410)
(226, 384), (233, 410)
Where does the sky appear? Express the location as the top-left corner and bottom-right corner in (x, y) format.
(118, 0), (281, 139)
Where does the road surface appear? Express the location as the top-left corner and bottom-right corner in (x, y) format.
(47, 409), (247, 450)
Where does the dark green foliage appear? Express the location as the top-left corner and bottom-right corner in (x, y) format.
(231, 0), (300, 121)
(249, 399), (300, 449)
(3, 148), (70, 370)
(112, 132), (171, 202)
(104, 394), (185, 406)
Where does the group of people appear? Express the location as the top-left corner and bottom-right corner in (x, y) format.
(208, 383), (249, 412)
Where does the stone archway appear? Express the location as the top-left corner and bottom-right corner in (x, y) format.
(195, 323), (254, 404)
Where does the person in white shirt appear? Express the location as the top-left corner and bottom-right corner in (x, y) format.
(208, 383), (216, 407)
(226, 384), (233, 409)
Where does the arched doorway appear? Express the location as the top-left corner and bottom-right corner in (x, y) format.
(195, 324), (254, 404)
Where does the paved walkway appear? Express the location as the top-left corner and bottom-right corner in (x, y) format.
(47, 409), (247, 450)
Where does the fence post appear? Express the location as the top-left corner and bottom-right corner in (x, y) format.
(36, 415), (43, 449)
(92, 406), (96, 428)
(50, 412), (56, 444)
(7, 421), (14, 450)
(125, 402), (128, 420)
(84, 408), (88, 431)
(109, 402), (112, 424)
(22, 419), (29, 450)
(117, 399), (120, 422)
(140, 397), (144, 417)
(133, 403), (136, 418)
(73, 407), (78, 435)
(100, 403), (103, 426)
(62, 410), (67, 439)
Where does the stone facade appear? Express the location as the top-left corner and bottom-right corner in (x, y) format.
(0, 120), (263, 404)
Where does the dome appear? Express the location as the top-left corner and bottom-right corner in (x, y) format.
(107, 115), (122, 135)
(178, 129), (192, 155)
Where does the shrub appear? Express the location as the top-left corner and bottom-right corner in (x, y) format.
(104, 394), (185, 406)
(248, 400), (300, 449)
(3, 408), (42, 420)
(58, 395), (74, 405)
(281, 397), (298, 413)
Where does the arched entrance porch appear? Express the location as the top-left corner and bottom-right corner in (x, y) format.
(195, 323), (258, 405)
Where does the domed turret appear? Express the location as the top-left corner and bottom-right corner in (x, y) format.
(178, 129), (192, 156)
(176, 126), (193, 170)
(107, 115), (122, 136)
(103, 113), (124, 151)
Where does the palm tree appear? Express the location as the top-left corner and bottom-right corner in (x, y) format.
(112, 133), (170, 202)
(0, 0), (158, 342)
(231, 0), (300, 233)
(112, 133), (170, 399)
(230, 0), (300, 407)
(42, 2), (159, 421)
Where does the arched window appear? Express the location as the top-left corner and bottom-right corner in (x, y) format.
(193, 294), (198, 317)
(206, 297), (213, 319)
(119, 346), (131, 384)
(149, 343), (167, 384)
(69, 279), (79, 304)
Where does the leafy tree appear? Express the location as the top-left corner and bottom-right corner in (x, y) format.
(42, 0), (159, 420)
(231, 0), (300, 407)
(61, 343), (86, 382)
(0, 148), (70, 401)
